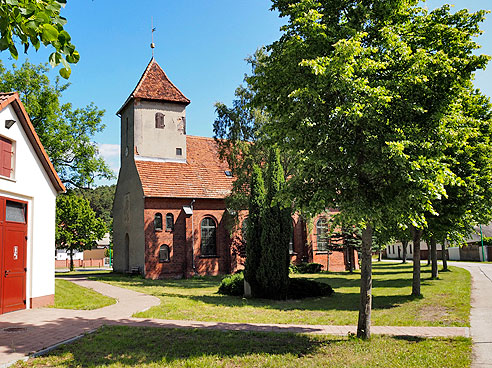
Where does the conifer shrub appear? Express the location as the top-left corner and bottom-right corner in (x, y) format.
(218, 272), (244, 296)
(290, 262), (323, 274)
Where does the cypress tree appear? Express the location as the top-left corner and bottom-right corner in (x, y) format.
(257, 147), (291, 299)
(244, 164), (265, 296)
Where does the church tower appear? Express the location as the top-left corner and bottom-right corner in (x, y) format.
(117, 58), (190, 164)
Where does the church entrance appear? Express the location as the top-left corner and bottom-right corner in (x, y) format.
(0, 196), (28, 314)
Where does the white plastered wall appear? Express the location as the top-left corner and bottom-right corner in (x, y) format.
(0, 104), (58, 308)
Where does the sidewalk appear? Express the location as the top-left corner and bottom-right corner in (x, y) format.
(0, 275), (475, 367)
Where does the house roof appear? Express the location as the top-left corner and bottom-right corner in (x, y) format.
(117, 58), (190, 115)
(135, 136), (233, 199)
(0, 92), (65, 193)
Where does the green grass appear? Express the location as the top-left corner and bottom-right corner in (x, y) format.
(14, 326), (471, 368)
(94, 262), (470, 327)
(52, 279), (116, 310)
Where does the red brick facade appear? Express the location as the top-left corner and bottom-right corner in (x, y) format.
(142, 198), (358, 279)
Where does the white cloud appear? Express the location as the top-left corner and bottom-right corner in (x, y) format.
(98, 143), (120, 158)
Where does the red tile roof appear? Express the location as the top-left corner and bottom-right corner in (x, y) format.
(0, 92), (65, 193)
(135, 136), (233, 199)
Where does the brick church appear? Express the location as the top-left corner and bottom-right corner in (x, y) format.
(112, 58), (358, 279)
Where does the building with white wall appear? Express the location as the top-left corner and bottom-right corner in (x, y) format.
(0, 92), (65, 314)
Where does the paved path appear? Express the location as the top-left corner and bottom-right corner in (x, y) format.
(0, 273), (477, 367)
(448, 262), (492, 368)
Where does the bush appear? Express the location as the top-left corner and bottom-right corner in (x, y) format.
(287, 278), (334, 299)
(218, 272), (334, 300)
(218, 272), (244, 296)
(290, 262), (323, 274)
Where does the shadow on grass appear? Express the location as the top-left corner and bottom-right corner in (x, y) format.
(44, 326), (328, 366)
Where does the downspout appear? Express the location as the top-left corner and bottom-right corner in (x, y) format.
(191, 199), (196, 274)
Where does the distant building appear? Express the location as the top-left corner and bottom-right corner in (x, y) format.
(0, 92), (65, 314)
(112, 59), (358, 279)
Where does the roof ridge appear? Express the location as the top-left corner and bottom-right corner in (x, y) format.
(131, 57), (155, 98)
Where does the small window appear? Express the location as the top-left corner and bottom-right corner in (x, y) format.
(6, 201), (26, 223)
(155, 113), (165, 129)
(159, 244), (170, 262)
(176, 148), (182, 156)
(316, 217), (329, 251)
(166, 213), (174, 231)
(201, 217), (217, 256)
(409, 244), (412, 254)
(224, 170), (232, 177)
(154, 213), (163, 231)
(1, 136), (13, 178)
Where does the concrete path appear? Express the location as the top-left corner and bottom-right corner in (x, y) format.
(449, 262), (492, 368)
(0, 274), (475, 367)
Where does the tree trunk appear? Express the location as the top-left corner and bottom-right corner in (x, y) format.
(348, 246), (354, 273)
(442, 238), (448, 271)
(411, 226), (422, 297)
(401, 240), (408, 264)
(357, 224), (373, 339)
(430, 237), (438, 279)
(427, 243), (431, 266)
(378, 248), (381, 262)
(69, 248), (74, 272)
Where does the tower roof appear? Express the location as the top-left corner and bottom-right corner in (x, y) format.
(117, 58), (190, 114)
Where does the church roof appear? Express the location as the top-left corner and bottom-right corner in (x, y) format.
(135, 136), (233, 199)
(117, 58), (190, 114)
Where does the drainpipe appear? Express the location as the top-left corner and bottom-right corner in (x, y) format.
(480, 224), (485, 262)
(191, 199), (196, 274)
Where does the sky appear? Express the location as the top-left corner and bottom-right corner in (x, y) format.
(3, 0), (492, 186)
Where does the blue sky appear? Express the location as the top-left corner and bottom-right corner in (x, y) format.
(3, 1), (491, 185)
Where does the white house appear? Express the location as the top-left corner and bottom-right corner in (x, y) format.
(0, 92), (65, 314)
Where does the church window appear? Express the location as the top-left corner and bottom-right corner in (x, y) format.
(159, 244), (170, 262)
(166, 213), (174, 231)
(201, 217), (217, 256)
(154, 213), (163, 231)
(289, 221), (295, 254)
(155, 113), (165, 129)
(176, 148), (182, 156)
(316, 217), (329, 251)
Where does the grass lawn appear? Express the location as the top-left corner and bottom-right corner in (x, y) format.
(52, 279), (116, 310)
(94, 262), (470, 327)
(14, 326), (471, 368)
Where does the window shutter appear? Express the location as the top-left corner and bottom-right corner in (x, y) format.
(1, 136), (12, 177)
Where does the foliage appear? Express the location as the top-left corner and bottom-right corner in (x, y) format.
(218, 272), (244, 296)
(257, 146), (292, 299)
(243, 164), (265, 295)
(287, 278), (334, 299)
(290, 262), (323, 274)
(56, 194), (106, 270)
(0, 0), (78, 78)
(248, 0), (489, 337)
(0, 61), (113, 188)
(71, 185), (116, 227)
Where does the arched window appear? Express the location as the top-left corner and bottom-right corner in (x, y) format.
(166, 213), (174, 231)
(154, 213), (163, 231)
(241, 217), (248, 244)
(155, 112), (165, 129)
(289, 221), (295, 254)
(159, 244), (170, 262)
(316, 218), (329, 251)
(201, 217), (217, 256)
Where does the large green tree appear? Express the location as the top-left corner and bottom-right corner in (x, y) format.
(0, 0), (78, 78)
(56, 194), (106, 271)
(71, 184), (116, 228)
(0, 61), (114, 188)
(249, 0), (489, 338)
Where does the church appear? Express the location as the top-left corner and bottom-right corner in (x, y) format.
(112, 58), (358, 279)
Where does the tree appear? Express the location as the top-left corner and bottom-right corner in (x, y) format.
(243, 164), (265, 296)
(249, 0), (489, 338)
(0, 0), (79, 78)
(256, 146), (292, 299)
(56, 194), (106, 271)
(0, 61), (114, 188)
(71, 185), (116, 228)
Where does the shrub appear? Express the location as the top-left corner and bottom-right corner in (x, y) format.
(218, 272), (244, 296)
(291, 262), (323, 274)
(287, 278), (334, 299)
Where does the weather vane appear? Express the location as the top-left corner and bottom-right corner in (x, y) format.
(151, 17), (156, 57)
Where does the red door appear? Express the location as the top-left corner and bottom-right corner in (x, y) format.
(0, 197), (28, 314)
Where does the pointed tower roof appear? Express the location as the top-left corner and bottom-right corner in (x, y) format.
(117, 58), (190, 114)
